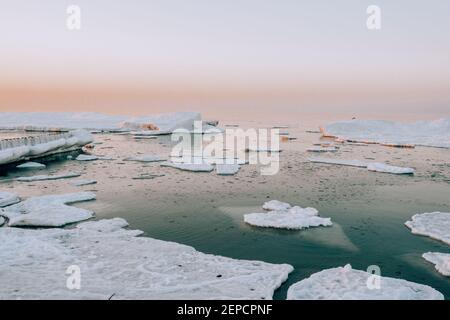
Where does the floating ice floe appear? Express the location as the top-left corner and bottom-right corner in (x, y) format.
(0, 218), (293, 299)
(405, 212), (450, 245)
(16, 162), (46, 169)
(0, 192), (20, 207)
(322, 118), (450, 149)
(245, 201), (331, 230)
(286, 264), (443, 300)
(307, 146), (338, 153)
(0, 130), (93, 165)
(216, 164), (240, 175)
(1, 192), (96, 227)
(367, 163), (415, 174)
(160, 161), (214, 172)
(0, 111), (201, 133)
(123, 155), (166, 163)
(422, 252), (450, 276)
(72, 180), (97, 187)
(16, 172), (81, 182)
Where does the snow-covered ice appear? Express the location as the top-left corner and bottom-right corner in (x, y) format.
(0, 218), (293, 299)
(216, 164), (240, 175)
(72, 180), (97, 187)
(0, 112), (201, 133)
(245, 201), (331, 230)
(0, 192), (20, 207)
(323, 118), (450, 149)
(16, 172), (81, 182)
(405, 212), (450, 245)
(287, 264), (444, 300)
(367, 163), (415, 175)
(160, 161), (214, 172)
(124, 155), (166, 163)
(1, 192), (96, 227)
(422, 252), (450, 276)
(16, 162), (46, 169)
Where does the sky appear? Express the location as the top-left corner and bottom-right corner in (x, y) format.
(0, 0), (449, 118)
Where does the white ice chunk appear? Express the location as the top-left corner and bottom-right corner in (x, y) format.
(16, 172), (81, 182)
(405, 212), (450, 245)
(0, 218), (293, 299)
(287, 264), (444, 300)
(244, 211), (332, 230)
(160, 161), (214, 172)
(2, 192), (96, 227)
(262, 200), (291, 211)
(16, 162), (46, 169)
(216, 164), (240, 175)
(0, 192), (20, 207)
(72, 180), (97, 187)
(422, 252), (450, 276)
(124, 155), (166, 162)
(367, 163), (415, 175)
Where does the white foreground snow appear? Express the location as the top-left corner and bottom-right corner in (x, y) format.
(367, 163), (415, 174)
(216, 164), (240, 175)
(16, 172), (81, 182)
(287, 264), (444, 300)
(422, 252), (450, 276)
(323, 118), (450, 149)
(0, 192), (20, 207)
(0, 218), (293, 299)
(1, 192), (96, 227)
(16, 162), (46, 169)
(124, 155), (166, 162)
(245, 201), (331, 230)
(160, 161), (214, 172)
(72, 180), (97, 187)
(0, 112), (200, 133)
(0, 130), (93, 165)
(405, 212), (450, 245)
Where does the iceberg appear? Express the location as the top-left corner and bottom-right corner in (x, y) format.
(1, 192), (96, 227)
(0, 192), (20, 207)
(0, 218), (293, 299)
(405, 212), (450, 245)
(287, 264), (443, 300)
(0, 112), (201, 133)
(0, 130), (93, 165)
(322, 118), (450, 149)
(422, 252), (450, 276)
(16, 172), (81, 182)
(244, 201), (331, 230)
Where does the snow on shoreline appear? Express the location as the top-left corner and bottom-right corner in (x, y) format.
(322, 118), (450, 149)
(287, 264), (444, 300)
(405, 212), (450, 245)
(309, 157), (415, 174)
(0, 218), (293, 299)
(422, 252), (450, 277)
(1, 192), (96, 227)
(244, 200), (332, 230)
(0, 112), (201, 133)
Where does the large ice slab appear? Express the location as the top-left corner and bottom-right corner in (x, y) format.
(405, 212), (450, 245)
(287, 264), (443, 300)
(422, 252), (450, 276)
(0, 112), (200, 133)
(0, 218), (293, 299)
(323, 118), (450, 148)
(16, 172), (81, 182)
(245, 201), (331, 230)
(0, 130), (93, 165)
(1, 192), (96, 227)
(0, 192), (20, 207)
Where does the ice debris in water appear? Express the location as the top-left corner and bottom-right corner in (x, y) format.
(405, 212), (450, 245)
(0, 192), (20, 207)
(1, 192), (96, 227)
(0, 218), (293, 299)
(16, 172), (81, 182)
(244, 200), (331, 230)
(422, 252), (450, 277)
(286, 264), (443, 300)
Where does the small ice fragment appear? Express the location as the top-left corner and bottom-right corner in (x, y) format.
(160, 161), (214, 172)
(309, 157), (368, 168)
(263, 200), (291, 211)
(16, 172), (81, 182)
(367, 163), (414, 174)
(72, 180), (97, 187)
(16, 162), (46, 169)
(75, 154), (99, 161)
(307, 146), (338, 153)
(216, 164), (240, 175)
(124, 155), (166, 162)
